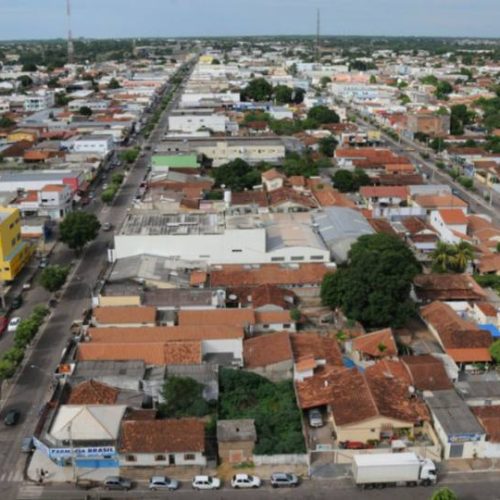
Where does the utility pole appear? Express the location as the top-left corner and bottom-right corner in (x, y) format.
(316, 8), (321, 63)
(66, 0), (75, 64)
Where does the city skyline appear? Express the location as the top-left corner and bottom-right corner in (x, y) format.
(0, 0), (499, 40)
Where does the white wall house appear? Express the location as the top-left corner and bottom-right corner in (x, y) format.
(73, 134), (114, 155)
(430, 210), (468, 245)
(24, 91), (55, 112)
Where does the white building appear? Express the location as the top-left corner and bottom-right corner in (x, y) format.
(73, 134), (114, 155)
(168, 109), (228, 134)
(180, 91), (240, 108)
(23, 91), (55, 112)
(113, 212), (330, 265)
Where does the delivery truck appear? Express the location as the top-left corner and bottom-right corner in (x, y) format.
(352, 452), (437, 489)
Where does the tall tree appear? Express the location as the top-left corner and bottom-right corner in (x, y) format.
(321, 234), (421, 328)
(242, 78), (273, 101)
(307, 105), (340, 124)
(59, 211), (100, 254)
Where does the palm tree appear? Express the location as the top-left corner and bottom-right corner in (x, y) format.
(451, 241), (475, 272)
(431, 242), (457, 273)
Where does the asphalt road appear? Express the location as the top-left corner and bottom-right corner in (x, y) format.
(0, 66), (193, 500)
(15, 471), (500, 500)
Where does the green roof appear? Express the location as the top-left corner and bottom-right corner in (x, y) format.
(151, 154), (199, 169)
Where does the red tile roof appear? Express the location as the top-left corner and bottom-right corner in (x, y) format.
(243, 331), (292, 368)
(413, 194), (467, 209)
(360, 186), (408, 199)
(290, 332), (343, 367)
(352, 328), (398, 358)
(93, 306), (156, 325)
(120, 418), (205, 453)
(401, 355), (453, 391)
(438, 209), (468, 225)
(446, 348), (491, 363)
(255, 310), (291, 325)
(471, 406), (500, 442)
(178, 309), (255, 327)
(414, 274), (486, 302)
(68, 380), (119, 405)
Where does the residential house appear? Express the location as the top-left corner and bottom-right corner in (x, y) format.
(262, 168), (286, 192)
(350, 328), (398, 361)
(471, 406), (500, 458)
(400, 355), (453, 392)
(92, 306), (157, 328)
(359, 186), (408, 210)
(413, 274), (487, 303)
(430, 209), (470, 244)
(412, 194), (468, 216)
(119, 418), (207, 467)
(243, 331), (293, 381)
(420, 301), (493, 366)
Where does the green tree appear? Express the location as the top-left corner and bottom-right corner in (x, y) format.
(242, 78), (273, 101)
(107, 77), (121, 89)
(119, 147), (140, 164)
(0, 116), (15, 129)
(55, 93), (70, 107)
(490, 339), (500, 364)
(332, 169), (370, 192)
(273, 85), (293, 104)
(430, 138), (447, 153)
(22, 63), (38, 72)
(319, 136), (338, 157)
(78, 106), (93, 117)
(320, 76), (331, 88)
(101, 187), (117, 204)
(420, 75), (438, 86)
(159, 376), (209, 418)
(307, 105), (340, 124)
(39, 265), (69, 292)
(321, 234), (421, 328)
(431, 487), (458, 500)
(435, 80), (453, 100)
(369, 75), (377, 84)
(17, 75), (33, 88)
(211, 58), (221, 65)
(431, 241), (474, 273)
(59, 211), (100, 254)
(212, 158), (260, 191)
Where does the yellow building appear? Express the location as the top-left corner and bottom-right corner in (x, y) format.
(6, 129), (38, 144)
(199, 55), (214, 64)
(0, 208), (32, 281)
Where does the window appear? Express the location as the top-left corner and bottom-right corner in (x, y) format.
(283, 324), (291, 328)
(184, 453), (195, 461)
(199, 255), (210, 258)
(291, 256), (304, 261)
(311, 255), (324, 260)
(262, 324), (270, 329)
(11, 238), (16, 247)
(155, 454), (166, 461)
(231, 249), (242, 253)
(125, 455), (136, 462)
(271, 257), (285, 262)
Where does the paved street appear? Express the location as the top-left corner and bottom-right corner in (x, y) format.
(14, 471), (500, 499)
(0, 66), (192, 500)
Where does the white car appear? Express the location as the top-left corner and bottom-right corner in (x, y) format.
(8, 317), (21, 332)
(231, 474), (261, 489)
(192, 475), (221, 490)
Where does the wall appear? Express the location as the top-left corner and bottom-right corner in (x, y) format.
(119, 451), (206, 467)
(247, 360), (293, 383)
(202, 338), (243, 361)
(218, 441), (254, 464)
(253, 454), (309, 466)
(98, 295), (141, 307)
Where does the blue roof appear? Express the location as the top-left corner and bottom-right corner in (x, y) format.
(478, 324), (500, 338)
(342, 356), (356, 368)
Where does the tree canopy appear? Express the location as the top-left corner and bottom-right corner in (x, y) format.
(321, 233), (421, 328)
(219, 368), (305, 455)
(431, 487), (458, 500)
(319, 136), (338, 157)
(332, 169), (371, 192)
(107, 77), (121, 89)
(159, 376), (210, 418)
(212, 158), (261, 191)
(431, 241), (474, 273)
(59, 211), (100, 253)
(489, 339), (500, 364)
(307, 105), (340, 124)
(39, 265), (69, 292)
(242, 78), (273, 101)
(78, 106), (93, 117)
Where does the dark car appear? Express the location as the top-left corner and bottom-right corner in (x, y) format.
(4, 409), (20, 426)
(103, 476), (132, 491)
(11, 296), (23, 310)
(270, 473), (300, 488)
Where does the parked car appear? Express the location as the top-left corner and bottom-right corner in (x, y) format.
(4, 409), (20, 426)
(149, 476), (179, 491)
(22, 282), (31, 291)
(308, 408), (324, 428)
(21, 436), (34, 453)
(39, 257), (48, 269)
(0, 315), (9, 336)
(11, 295), (23, 309)
(102, 183), (109, 190)
(7, 317), (21, 332)
(270, 472), (300, 488)
(102, 222), (112, 232)
(192, 475), (221, 490)
(103, 476), (132, 491)
(231, 474), (261, 489)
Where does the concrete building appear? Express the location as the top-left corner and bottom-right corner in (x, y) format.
(407, 111), (450, 137)
(168, 109), (229, 134)
(0, 207), (32, 281)
(24, 91), (55, 112)
(217, 419), (256, 465)
(424, 390), (486, 459)
(113, 212), (330, 265)
(73, 135), (114, 155)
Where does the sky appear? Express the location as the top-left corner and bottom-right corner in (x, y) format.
(0, 0), (498, 40)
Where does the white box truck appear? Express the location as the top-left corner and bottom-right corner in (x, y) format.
(352, 453), (437, 489)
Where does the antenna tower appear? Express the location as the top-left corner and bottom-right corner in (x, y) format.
(67, 0), (75, 64)
(316, 8), (321, 63)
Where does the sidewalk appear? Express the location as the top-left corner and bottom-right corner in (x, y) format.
(442, 457), (500, 474)
(27, 450), (118, 484)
